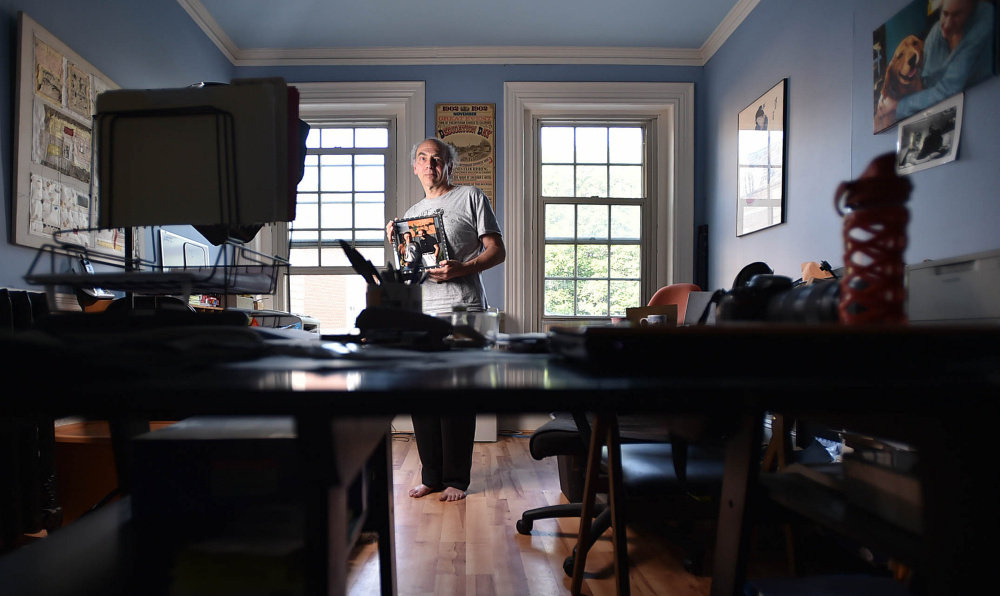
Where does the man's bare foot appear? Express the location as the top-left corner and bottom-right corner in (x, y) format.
(408, 484), (435, 498)
(439, 487), (467, 502)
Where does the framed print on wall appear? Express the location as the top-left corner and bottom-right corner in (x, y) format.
(872, 0), (997, 134)
(896, 92), (963, 175)
(13, 12), (131, 261)
(737, 78), (787, 237)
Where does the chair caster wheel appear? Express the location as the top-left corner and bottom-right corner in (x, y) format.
(563, 555), (575, 577)
(515, 519), (532, 535)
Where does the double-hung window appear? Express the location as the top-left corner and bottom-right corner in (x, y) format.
(286, 123), (392, 333)
(538, 121), (651, 328)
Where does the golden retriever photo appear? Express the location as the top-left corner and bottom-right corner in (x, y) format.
(874, 35), (924, 131)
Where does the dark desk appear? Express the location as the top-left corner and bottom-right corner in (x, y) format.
(3, 324), (999, 595)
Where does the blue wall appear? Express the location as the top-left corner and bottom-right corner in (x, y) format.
(703, 0), (1000, 289)
(4, 0), (998, 301)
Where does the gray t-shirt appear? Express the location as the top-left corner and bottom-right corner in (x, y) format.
(404, 185), (502, 314)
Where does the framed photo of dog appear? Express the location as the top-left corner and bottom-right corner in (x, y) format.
(737, 79), (787, 237)
(872, 0), (998, 134)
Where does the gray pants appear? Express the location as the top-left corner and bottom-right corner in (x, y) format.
(412, 413), (476, 491)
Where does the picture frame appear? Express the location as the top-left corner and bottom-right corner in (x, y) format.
(391, 212), (449, 272)
(737, 79), (787, 237)
(12, 12), (133, 261)
(872, 0), (997, 134)
(896, 92), (963, 175)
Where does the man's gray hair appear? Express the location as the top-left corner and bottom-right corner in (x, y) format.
(410, 137), (460, 179)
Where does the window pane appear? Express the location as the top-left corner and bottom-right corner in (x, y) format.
(610, 280), (641, 315)
(545, 204), (575, 239)
(288, 274), (368, 334)
(289, 248), (318, 267)
(321, 129), (353, 148)
(321, 165), (352, 192)
(577, 244), (608, 278)
(577, 205), (608, 239)
(355, 165), (385, 192)
(356, 230), (385, 241)
(321, 203), (352, 228)
(305, 129), (321, 149)
(576, 128), (608, 163)
(321, 230), (352, 242)
(544, 280), (575, 315)
(541, 127), (574, 163)
(298, 159), (319, 192)
(609, 166), (642, 198)
(610, 205), (640, 239)
(576, 280), (608, 316)
(325, 192), (352, 204)
(542, 165), (574, 197)
(355, 128), (388, 148)
(294, 203), (319, 229)
(576, 165), (607, 198)
(355, 203), (384, 229)
(610, 245), (641, 277)
(609, 128), (642, 164)
(545, 244), (575, 277)
(290, 230), (318, 242)
(356, 192), (384, 203)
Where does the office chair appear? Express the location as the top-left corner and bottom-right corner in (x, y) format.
(516, 283), (725, 583)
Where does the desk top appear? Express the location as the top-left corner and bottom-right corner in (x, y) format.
(5, 323), (999, 429)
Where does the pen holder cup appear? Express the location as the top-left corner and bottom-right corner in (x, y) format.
(367, 283), (422, 312)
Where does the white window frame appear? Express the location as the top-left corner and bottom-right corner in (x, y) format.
(503, 82), (695, 333)
(264, 81), (425, 311)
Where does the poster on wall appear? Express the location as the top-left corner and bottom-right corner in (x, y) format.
(434, 103), (496, 210)
(872, 0), (997, 134)
(12, 12), (131, 260)
(737, 79), (787, 237)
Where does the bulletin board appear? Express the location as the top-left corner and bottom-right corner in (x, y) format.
(12, 12), (128, 260)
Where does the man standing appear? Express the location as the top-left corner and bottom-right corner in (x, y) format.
(386, 137), (505, 501)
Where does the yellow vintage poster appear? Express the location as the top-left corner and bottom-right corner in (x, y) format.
(435, 103), (496, 209)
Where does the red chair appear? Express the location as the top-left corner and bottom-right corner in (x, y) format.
(647, 283), (701, 323)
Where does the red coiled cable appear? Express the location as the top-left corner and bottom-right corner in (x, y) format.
(834, 154), (911, 325)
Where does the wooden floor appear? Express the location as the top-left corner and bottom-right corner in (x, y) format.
(346, 434), (714, 596)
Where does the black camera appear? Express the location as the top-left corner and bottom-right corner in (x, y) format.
(717, 274), (840, 324)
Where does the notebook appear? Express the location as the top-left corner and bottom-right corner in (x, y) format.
(683, 291), (718, 325)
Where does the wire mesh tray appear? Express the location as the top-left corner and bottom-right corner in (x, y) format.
(24, 229), (287, 297)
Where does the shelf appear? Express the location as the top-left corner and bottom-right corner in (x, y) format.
(759, 470), (923, 567)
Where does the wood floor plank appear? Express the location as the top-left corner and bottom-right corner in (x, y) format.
(348, 435), (712, 596)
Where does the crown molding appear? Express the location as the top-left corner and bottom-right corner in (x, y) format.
(179, 0), (756, 67)
(701, 0), (761, 63)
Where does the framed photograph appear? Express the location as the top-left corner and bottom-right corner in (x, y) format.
(896, 92), (963, 175)
(737, 79), (787, 237)
(872, 0), (997, 134)
(12, 12), (133, 261)
(391, 213), (449, 272)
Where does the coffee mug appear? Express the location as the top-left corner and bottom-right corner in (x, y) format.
(639, 314), (669, 326)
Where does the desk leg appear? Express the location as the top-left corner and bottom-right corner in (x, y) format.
(296, 415), (338, 596)
(710, 411), (762, 596)
(571, 414), (609, 595)
(606, 417), (631, 596)
(370, 431), (398, 596)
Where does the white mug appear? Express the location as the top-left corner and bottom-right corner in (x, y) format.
(639, 314), (669, 326)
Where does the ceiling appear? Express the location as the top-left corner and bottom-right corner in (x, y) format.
(178, 0), (758, 66)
